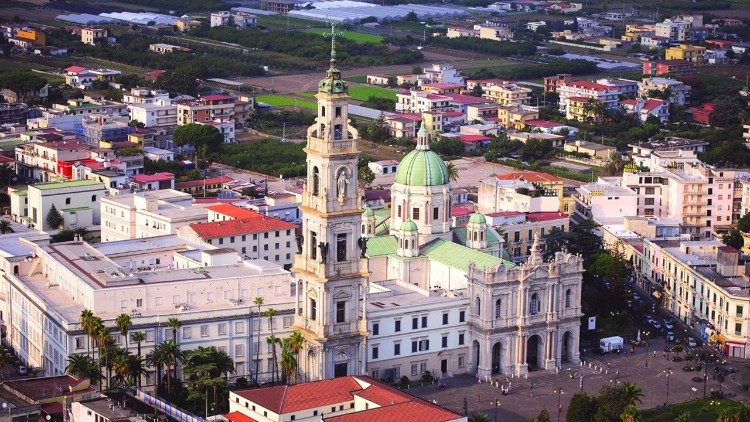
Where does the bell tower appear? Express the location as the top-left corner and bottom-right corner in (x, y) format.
(292, 23), (368, 381)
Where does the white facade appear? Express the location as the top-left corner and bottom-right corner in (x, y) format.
(573, 178), (638, 225)
(638, 77), (691, 106)
(128, 100), (177, 127)
(9, 179), (106, 231)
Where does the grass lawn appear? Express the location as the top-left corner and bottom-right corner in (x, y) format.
(305, 28), (383, 44)
(641, 398), (737, 421)
(256, 94), (316, 111)
(348, 85), (397, 101)
(344, 75), (368, 84)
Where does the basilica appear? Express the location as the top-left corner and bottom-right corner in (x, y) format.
(292, 32), (585, 382)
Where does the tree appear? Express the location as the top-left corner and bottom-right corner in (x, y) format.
(0, 220), (13, 234)
(288, 331), (304, 383)
(172, 124), (224, 158)
(722, 228), (744, 250)
(0, 163), (16, 187)
(603, 151), (624, 177)
(0, 347), (7, 379)
(253, 296), (264, 384)
(620, 382), (644, 406)
(469, 413), (490, 422)
(147, 340), (185, 397)
(280, 337), (296, 384)
(717, 403), (750, 422)
(127, 354), (148, 388)
(95, 325), (115, 390)
(265, 307), (279, 383)
(66, 354), (102, 384)
(534, 408), (551, 422)
(594, 386), (629, 422)
(115, 313), (132, 351)
(79, 309), (94, 358)
(710, 95), (745, 128)
(155, 67), (200, 96)
(404, 10), (418, 21)
(183, 346), (234, 416)
(430, 137), (464, 156)
(739, 213), (750, 233)
(46, 204), (64, 230)
(471, 84), (484, 98)
(167, 317), (182, 344)
(358, 165), (375, 187)
(446, 162), (459, 183)
(132, 331), (146, 358)
(620, 404), (640, 422)
(0, 71), (46, 103)
(566, 393), (597, 422)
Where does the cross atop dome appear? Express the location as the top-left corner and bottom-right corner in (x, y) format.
(318, 22), (347, 94)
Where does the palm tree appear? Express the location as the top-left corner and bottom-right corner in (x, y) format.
(167, 317), (182, 344)
(266, 335), (280, 384)
(147, 340), (184, 397)
(620, 382), (644, 406)
(288, 331), (304, 383)
(264, 308), (278, 383)
(253, 296), (264, 384)
(603, 151), (624, 176)
(112, 351), (131, 388)
(131, 331), (146, 358)
(66, 354), (102, 385)
(115, 313), (132, 351)
(0, 347), (7, 380)
(127, 355), (148, 388)
(0, 220), (13, 234)
(280, 337), (296, 384)
(446, 162), (459, 183)
(79, 309), (94, 357)
(95, 325), (114, 390)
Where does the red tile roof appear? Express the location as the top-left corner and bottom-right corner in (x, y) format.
(485, 210), (523, 217)
(452, 206), (474, 217)
(496, 171), (562, 183)
(445, 93), (486, 104)
(524, 119), (562, 128)
(0, 155), (14, 163)
(234, 376), (362, 414)
(64, 65), (87, 73)
(207, 203), (262, 220)
(642, 98), (664, 112)
(620, 99), (638, 107)
(525, 211), (568, 222)
(176, 175), (233, 189)
(189, 215), (296, 238)
(225, 412), (258, 422)
(130, 172), (174, 183)
(459, 135), (490, 143)
(423, 82), (464, 89)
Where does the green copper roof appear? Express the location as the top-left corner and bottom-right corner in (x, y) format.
(33, 179), (103, 190)
(394, 149), (448, 187)
(365, 235), (397, 257)
(468, 213), (486, 224)
(401, 220), (418, 232)
(421, 239), (513, 272)
(363, 207), (375, 217)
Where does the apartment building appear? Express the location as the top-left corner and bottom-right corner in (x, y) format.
(80, 27), (107, 45)
(421, 64), (465, 85)
(176, 94), (236, 125)
(654, 19), (689, 41)
(558, 80), (620, 119)
(496, 105), (539, 129)
(0, 232), (297, 380)
(482, 82), (532, 106)
(666, 44), (706, 63)
(621, 98), (670, 123)
(487, 211), (569, 263)
(478, 173), (561, 215)
(128, 100), (177, 127)
(8, 179), (106, 230)
(572, 178), (638, 225)
(638, 77), (691, 106)
(629, 138), (709, 170)
(642, 60), (695, 77)
(148, 43), (191, 54)
(210, 10), (258, 28)
(395, 91), (453, 113)
(543, 73), (572, 93)
(178, 210), (297, 269)
(15, 140), (90, 182)
(77, 114), (130, 146)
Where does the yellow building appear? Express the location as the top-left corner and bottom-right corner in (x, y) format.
(565, 96), (600, 121)
(665, 44), (706, 63)
(16, 29), (45, 46)
(483, 83), (531, 106)
(497, 105), (539, 130)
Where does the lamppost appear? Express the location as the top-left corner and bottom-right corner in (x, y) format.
(555, 388), (564, 422)
(663, 368), (673, 406)
(490, 399), (501, 422)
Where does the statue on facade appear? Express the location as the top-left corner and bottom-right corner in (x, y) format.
(358, 237), (367, 258)
(336, 169), (349, 200)
(318, 242), (329, 263)
(295, 229), (304, 254)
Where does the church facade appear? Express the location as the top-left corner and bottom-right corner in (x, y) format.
(293, 32), (584, 382)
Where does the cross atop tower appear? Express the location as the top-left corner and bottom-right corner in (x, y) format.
(324, 22), (344, 69)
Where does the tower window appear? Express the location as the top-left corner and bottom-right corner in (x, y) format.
(335, 107), (342, 117)
(310, 231), (317, 260)
(310, 298), (317, 321)
(412, 208), (420, 220)
(336, 233), (347, 262)
(334, 124), (342, 140)
(321, 106), (326, 116)
(312, 167), (320, 196)
(336, 301), (346, 323)
(433, 207), (439, 220)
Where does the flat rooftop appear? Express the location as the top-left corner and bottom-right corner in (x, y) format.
(367, 282), (465, 313)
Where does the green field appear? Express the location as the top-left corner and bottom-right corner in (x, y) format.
(299, 85), (397, 102)
(344, 75), (368, 84)
(256, 94), (316, 110)
(305, 28), (383, 44)
(641, 398), (737, 422)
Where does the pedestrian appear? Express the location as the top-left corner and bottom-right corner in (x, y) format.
(653, 350), (656, 357)
(624, 348), (628, 356)
(607, 362), (611, 370)
(508, 381), (512, 391)
(617, 348), (621, 356)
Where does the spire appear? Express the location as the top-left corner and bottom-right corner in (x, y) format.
(527, 230), (543, 266)
(328, 22), (339, 69)
(416, 122), (430, 150)
(318, 22), (347, 94)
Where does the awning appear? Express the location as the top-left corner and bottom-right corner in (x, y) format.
(652, 291), (662, 299)
(710, 334), (727, 344)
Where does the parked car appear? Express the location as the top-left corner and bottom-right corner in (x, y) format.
(652, 322), (662, 330)
(17, 366), (27, 375)
(664, 321), (674, 330)
(666, 332), (675, 342)
(687, 338), (698, 347)
(592, 347), (609, 356)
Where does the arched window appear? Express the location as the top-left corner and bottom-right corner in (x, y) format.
(312, 167), (320, 196)
(475, 297), (481, 316)
(362, 224), (365, 233)
(495, 299), (502, 319)
(13, 265), (19, 275)
(480, 231), (484, 241)
(65, 197), (71, 205)
(530, 293), (539, 315)
(91, 194), (97, 202)
(321, 105), (326, 117)
(333, 124), (343, 140)
(565, 289), (572, 308)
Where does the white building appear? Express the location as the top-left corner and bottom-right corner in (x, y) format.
(421, 64), (465, 86)
(127, 100), (177, 128)
(638, 77), (691, 106)
(210, 10), (258, 28)
(572, 178), (638, 225)
(8, 179), (107, 231)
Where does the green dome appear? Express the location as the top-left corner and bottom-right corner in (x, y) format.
(394, 149), (449, 186)
(468, 213), (486, 224)
(401, 220), (418, 232)
(362, 207), (374, 217)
